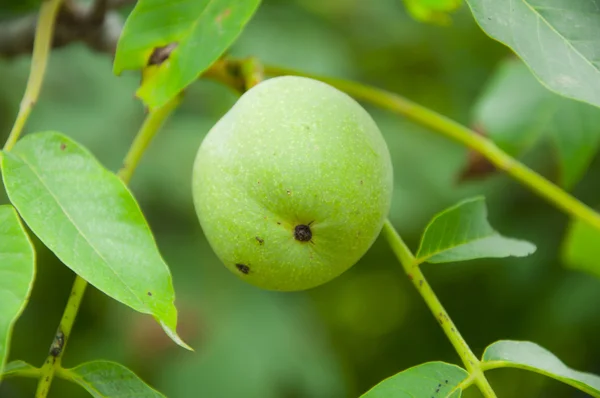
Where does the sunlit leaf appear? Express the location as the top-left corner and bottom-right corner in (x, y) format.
(361, 361), (468, 397)
(465, 0), (600, 109)
(562, 218), (600, 279)
(114, 0), (261, 108)
(1, 132), (189, 350)
(403, 0), (462, 25)
(0, 205), (35, 378)
(1, 360), (38, 378)
(482, 340), (600, 397)
(416, 196), (536, 264)
(60, 361), (166, 398)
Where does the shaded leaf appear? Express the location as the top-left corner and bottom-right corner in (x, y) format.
(114, 0), (261, 108)
(416, 196), (536, 264)
(1, 132), (189, 350)
(361, 361), (468, 397)
(472, 58), (600, 189)
(562, 218), (600, 279)
(1, 360), (38, 378)
(0, 205), (35, 378)
(482, 340), (600, 397)
(472, 58), (551, 156)
(465, 0), (600, 109)
(60, 361), (165, 398)
(403, 0), (462, 25)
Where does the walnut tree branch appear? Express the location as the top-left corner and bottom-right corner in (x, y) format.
(0, 0), (134, 57)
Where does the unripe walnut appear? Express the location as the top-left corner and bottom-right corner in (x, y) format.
(192, 76), (393, 291)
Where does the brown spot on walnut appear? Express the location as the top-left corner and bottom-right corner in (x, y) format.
(294, 224), (312, 242)
(236, 263), (250, 274)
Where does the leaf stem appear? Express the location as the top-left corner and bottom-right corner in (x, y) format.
(261, 65), (600, 231)
(3, 0), (63, 152)
(117, 95), (182, 182)
(34, 96), (181, 398)
(381, 219), (497, 398)
(35, 275), (87, 398)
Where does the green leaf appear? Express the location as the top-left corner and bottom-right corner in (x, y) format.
(549, 100), (600, 189)
(562, 218), (600, 279)
(361, 361), (468, 397)
(1, 360), (39, 378)
(416, 196), (536, 264)
(403, 0), (462, 25)
(482, 340), (600, 397)
(1, 132), (189, 350)
(473, 59), (600, 189)
(60, 361), (166, 398)
(472, 58), (552, 156)
(465, 0), (600, 109)
(114, 0), (261, 109)
(0, 205), (35, 378)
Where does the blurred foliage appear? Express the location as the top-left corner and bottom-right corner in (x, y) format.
(1, 0), (600, 397)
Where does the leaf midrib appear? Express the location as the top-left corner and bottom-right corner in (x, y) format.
(12, 154), (146, 311)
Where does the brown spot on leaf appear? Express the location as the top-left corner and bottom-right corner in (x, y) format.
(147, 291), (152, 296)
(148, 42), (178, 66)
(60, 143), (66, 150)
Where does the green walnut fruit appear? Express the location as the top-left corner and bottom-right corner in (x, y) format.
(192, 76), (393, 291)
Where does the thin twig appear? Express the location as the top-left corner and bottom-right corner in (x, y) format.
(3, 0), (63, 151)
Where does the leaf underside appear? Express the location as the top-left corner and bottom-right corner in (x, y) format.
(466, 0), (600, 110)
(483, 340), (600, 397)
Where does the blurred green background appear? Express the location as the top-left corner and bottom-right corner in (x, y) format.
(1, 0), (600, 397)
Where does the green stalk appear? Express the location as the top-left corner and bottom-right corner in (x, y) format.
(382, 220), (497, 398)
(262, 65), (600, 231)
(3, 0), (63, 152)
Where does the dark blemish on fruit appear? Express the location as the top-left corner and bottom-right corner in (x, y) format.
(407, 273), (413, 281)
(277, 221), (281, 225)
(360, 180), (363, 185)
(147, 291), (152, 296)
(445, 380), (448, 384)
(255, 236), (264, 245)
(148, 42), (178, 66)
(60, 143), (66, 150)
(286, 190), (292, 195)
(419, 280), (423, 287)
(294, 224), (312, 242)
(257, 181), (260, 184)
(236, 263), (250, 274)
